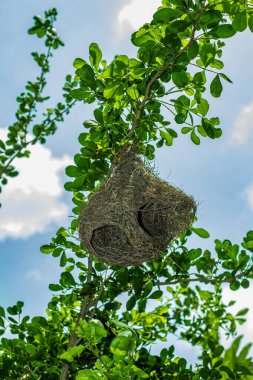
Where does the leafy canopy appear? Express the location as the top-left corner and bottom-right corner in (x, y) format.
(1, 1), (253, 379)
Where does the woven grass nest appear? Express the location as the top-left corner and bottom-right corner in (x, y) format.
(79, 151), (197, 267)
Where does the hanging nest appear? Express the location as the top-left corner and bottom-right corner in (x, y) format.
(79, 151), (197, 267)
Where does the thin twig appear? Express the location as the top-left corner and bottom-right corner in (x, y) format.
(0, 101), (76, 178)
(154, 266), (253, 286)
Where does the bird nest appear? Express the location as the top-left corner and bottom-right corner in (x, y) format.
(79, 152), (196, 267)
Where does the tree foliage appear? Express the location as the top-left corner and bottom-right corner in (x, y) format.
(1, 1), (253, 379)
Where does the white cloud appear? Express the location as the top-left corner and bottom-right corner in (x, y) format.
(117, 0), (161, 36)
(0, 129), (71, 240)
(25, 269), (47, 283)
(230, 101), (253, 144)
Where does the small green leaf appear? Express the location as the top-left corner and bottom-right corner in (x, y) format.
(175, 113), (187, 124)
(0, 307), (5, 318)
(49, 283), (62, 291)
(181, 127), (192, 134)
(232, 11), (247, 32)
(241, 279), (250, 289)
(219, 73), (232, 83)
(73, 58), (86, 69)
(200, 10), (222, 27)
(25, 344), (37, 355)
(76, 370), (101, 380)
(212, 24), (236, 38)
(192, 227), (210, 238)
(234, 363), (253, 375)
(126, 295), (136, 311)
(40, 245), (54, 254)
(153, 8), (182, 23)
(103, 82), (120, 99)
(148, 290), (163, 299)
(60, 345), (85, 363)
(160, 131), (173, 146)
(89, 43), (102, 70)
(190, 130), (200, 145)
(127, 85), (139, 100)
(70, 88), (94, 101)
(187, 40), (199, 59)
(236, 308), (249, 317)
(172, 70), (188, 87)
(248, 16), (253, 33)
(198, 98), (209, 116)
(210, 75), (223, 98)
(78, 65), (96, 90)
(230, 280), (240, 291)
(131, 365), (149, 378)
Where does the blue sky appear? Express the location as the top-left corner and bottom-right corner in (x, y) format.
(0, 0), (253, 359)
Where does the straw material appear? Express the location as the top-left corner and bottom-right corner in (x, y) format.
(79, 153), (196, 267)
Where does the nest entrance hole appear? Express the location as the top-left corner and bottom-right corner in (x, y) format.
(137, 202), (168, 238)
(90, 225), (132, 261)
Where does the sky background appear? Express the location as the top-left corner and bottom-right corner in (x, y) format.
(0, 0), (253, 360)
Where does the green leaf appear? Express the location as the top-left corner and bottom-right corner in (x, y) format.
(236, 308), (249, 317)
(175, 113), (187, 124)
(209, 59), (224, 70)
(192, 227), (210, 238)
(181, 127), (192, 134)
(60, 345), (85, 363)
(200, 10), (222, 27)
(213, 345), (224, 357)
(190, 130), (200, 145)
(40, 244), (54, 254)
(127, 85), (139, 100)
(148, 290), (163, 299)
(49, 283), (62, 291)
(198, 98), (209, 116)
(126, 295), (136, 311)
(219, 73), (232, 83)
(230, 280), (240, 291)
(232, 11), (247, 32)
(70, 88), (94, 102)
(89, 43), (102, 70)
(131, 28), (156, 47)
(248, 16), (253, 33)
(160, 131), (173, 146)
(131, 365), (149, 378)
(212, 24), (236, 38)
(65, 165), (83, 178)
(78, 65), (96, 90)
(241, 279), (250, 289)
(210, 75), (223, 98)
(187, 40), (199, 59)
(60, 271), (76, 287)
(153, 7), (182, 23)
(76, 370), (101, 380)
(0, 306), (5, 318)
(172, 70), (188, 87)
(193, 71), (206, 85)
(234, 363), (253, 375)
(73, 58), (86, 69)
(0, 317), (4, 328)
(25, 343), (37, 355)
(103, 82), (120, 99)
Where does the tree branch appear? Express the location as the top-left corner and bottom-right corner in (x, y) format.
(59, 254), (93, 380)
(154, 265), (253, 287)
